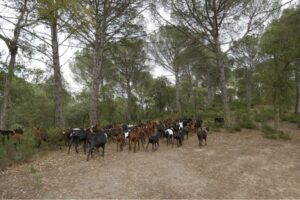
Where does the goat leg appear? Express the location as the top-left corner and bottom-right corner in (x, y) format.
(84, 141), (87, 154)
(87, 149), (91, 161)
(75, 141), (79, 153)
(145, 141), (149, 152)
(68, 139), (73, 154)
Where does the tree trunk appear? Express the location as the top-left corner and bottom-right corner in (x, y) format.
(273, 88), (280, 131)
(175, 71), (181, 114)
(218, 60), (231, 127)
(126, 78), (132, 122)
(89, 0), (108, 126)
(89, 48), (103, 126)
(0, 48), (17, 130)
(211, 0), (231, 126)
(51, 16), (65, 129)
(245, 69), (253, 110)
(207, 71), (215, 106)
(294, 61), (300, 114)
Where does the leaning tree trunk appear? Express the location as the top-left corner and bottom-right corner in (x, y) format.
(51, 16), (65, 129)
(0, 47), (17, 130)
(294, 61), (300, 114)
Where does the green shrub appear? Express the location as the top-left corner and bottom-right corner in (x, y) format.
(211, 126), (221, 132)
(0, 126), (64, 169)
(0, 133), (37, 168)
(232, 108), (257, 130)
(30, 165), (42, 187)
(254, 108), (274, 122)
(238, 115), (257, 129)
(46, 127), (63, 150)
(226, 123), (242, 133)
(261, 124), (291, 140)
(282, 113), (300, 125)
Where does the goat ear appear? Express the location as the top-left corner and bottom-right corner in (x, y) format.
(206, 127), (210, 131)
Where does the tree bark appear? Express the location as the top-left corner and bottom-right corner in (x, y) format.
(245, 69), (253, 109)
(214, 38), (231, 126)
(89, 47), (103, 126)
(294, 61), (300, 114)
(273, 88), (280, 131)
(126, 78), (132, 121)
(218, 59), (231, 126)
(175, 71), (181, 114)
(207, 71), (215, 106)
(50, 14), (65, 129)
(89, 0), (108, 126)
(211, 0), (230, 127)
(0, 1), (27, 130)
(0, 47), (17, 130)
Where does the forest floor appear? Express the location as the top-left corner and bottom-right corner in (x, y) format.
(1, 122), (300, 199)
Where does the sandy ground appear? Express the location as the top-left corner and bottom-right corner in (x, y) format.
(1, 122), (300, 199)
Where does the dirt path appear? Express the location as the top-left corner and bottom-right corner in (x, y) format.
(1, 122), (300, 199)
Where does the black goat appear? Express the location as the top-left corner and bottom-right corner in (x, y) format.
(0, 130), (13, 145)
(197, 127), (209, 146)
(214, 117), (224, 124)
(68, 128), (88, 154)
(173, 129), (184, 147)
(195, 119), (203, 129)
(145, 131), (160, 152)
(87, 132), (108, 161)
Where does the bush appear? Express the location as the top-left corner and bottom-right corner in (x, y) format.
(254, 108), (274, 122)
(0, 133), (37, 169)
(282, 113), (300, 126)
(261, 124), (291, 140)
(0, 126), (63, 169)
(226, 122), (242, 133)
(238, 115), (257, 129)
(46, 127), (63, 150)
(232, 108), (257, 130)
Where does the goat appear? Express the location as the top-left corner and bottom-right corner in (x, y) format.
(59, 128), (72, 148)
(173, 129), (184, 147)
(128, 128), (144, 153)
(214, 117), (224, 125)
(164, 128), (174, 145)
(116, 133), (126, 152)
(87, 132), (108, 161)
(0, 130), (13, 145)
(197, 127), (209, 146)
(32, 127), (48, 148)
(11, 129), (24, 149)
(68, 128), (87, 154)
(145, 131), (160, 152)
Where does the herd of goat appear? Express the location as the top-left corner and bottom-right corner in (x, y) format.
(0, 117), (221, 161)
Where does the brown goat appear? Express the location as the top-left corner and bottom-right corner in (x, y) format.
(116, 133), (126, 152)
(32, 127), (48, 148)
(128, 128), (144, 153)
(59, 128), (72, 147)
